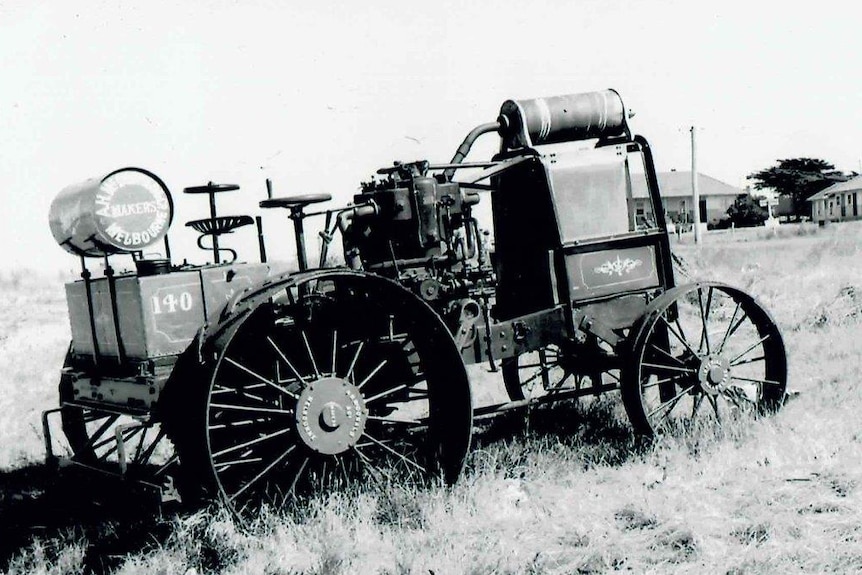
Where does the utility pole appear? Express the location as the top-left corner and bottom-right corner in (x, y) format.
(691, 126), (702, 244)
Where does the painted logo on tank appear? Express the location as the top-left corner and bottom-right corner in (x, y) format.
(95, 170), (171, 250)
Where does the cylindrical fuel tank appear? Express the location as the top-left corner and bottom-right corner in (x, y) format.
(49, 167), (174, 257)
(499, 89), (628, 148)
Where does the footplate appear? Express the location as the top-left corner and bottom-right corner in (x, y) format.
(41, 405), (181, 504)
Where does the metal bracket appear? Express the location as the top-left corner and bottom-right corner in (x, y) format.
(115, 422), (145, 475)
(41, 407), (64, 465)
(577, 315), (621, 347)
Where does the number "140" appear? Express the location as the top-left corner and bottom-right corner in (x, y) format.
(152, 292), (194, 314)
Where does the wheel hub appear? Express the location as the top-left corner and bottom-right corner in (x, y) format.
(295, 377), (367, 455)
(697, 355), (731, 396)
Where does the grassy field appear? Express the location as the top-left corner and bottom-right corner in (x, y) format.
(2, 222), (862, 574)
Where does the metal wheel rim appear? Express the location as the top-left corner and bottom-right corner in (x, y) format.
(623, 283), (787, 436)
(197, 274), (472, 510)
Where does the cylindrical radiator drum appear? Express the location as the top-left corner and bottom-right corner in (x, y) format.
(499, 89), (628, 148)
(49, 167), (173, 257)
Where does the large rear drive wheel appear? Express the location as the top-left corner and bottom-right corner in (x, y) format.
(622, 283), (787, 436)
(172, 272), (473, 512)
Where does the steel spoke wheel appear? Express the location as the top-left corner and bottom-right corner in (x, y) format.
(622, 282), (787, 436)
(58, 356), (172, 470)
(501, 345), (577, 401)
(172, 272), (472, 513)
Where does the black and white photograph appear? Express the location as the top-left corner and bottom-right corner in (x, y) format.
(1, 1), (860, 573)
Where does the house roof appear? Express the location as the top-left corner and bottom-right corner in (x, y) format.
(632, 171), (741, 199)
(806, 175), (862, 201)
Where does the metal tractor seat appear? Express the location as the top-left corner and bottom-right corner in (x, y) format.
(184, 182), (254, 264)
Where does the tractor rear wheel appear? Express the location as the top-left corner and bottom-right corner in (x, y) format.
(622, 282), (787, 436)
(170, 272), (473, 513)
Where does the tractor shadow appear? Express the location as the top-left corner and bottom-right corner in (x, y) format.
(0, 400), (647, 573)
(0, 463), (176, 573)
(469, 396), (651, 471)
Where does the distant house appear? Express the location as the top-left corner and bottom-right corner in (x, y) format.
(633, 170), (742, 224)
(807, 176), (862, 223)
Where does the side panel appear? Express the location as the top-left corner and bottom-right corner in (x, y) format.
(115, 277), (147, 357)
(491, 156), (561, 320)
(199, 263), (271, 320)
(139, 271), (206, 358)
(66, 263), (272, 361)
(66, 281), (111, 357)
(566, 245), (660, 301)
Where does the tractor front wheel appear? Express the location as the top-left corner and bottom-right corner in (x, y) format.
(621, 282), (787, 436)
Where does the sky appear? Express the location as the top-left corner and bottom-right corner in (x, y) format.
(2, 0), (861, 271)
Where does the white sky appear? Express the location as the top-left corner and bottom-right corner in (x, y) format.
(2, 0), (861, 271)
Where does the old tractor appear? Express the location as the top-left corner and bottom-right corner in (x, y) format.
(43, 90), (787, 512)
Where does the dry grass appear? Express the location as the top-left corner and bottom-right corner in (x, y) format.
(3, 222), (862, 574)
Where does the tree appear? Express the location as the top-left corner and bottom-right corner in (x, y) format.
(747, 158), (850, 221)
(726, 194), (768, 227)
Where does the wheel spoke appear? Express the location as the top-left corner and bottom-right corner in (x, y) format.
(136, 427), (167, 466)
(646, 385), (692, 419)
(211, 426), (294, 459)
(82, 415), (120, 452)
(83, 413), (112, 423)
(267, 337), (308, 385)
(225, 357), (298, 400)
(353, 445), (391, 481)
(641, 374), (685, 390)
(301, 330), (320, 378)
(698, 286), (713, 354)
(361, 431), (427, 473)
(229, 444), (297, 502)
(214, 457), (264, 471)
(650, 343), (686, 366)
(674, 317), (694, 353)
(520, 368), (549, 388)
(331, 330), (338, 376)
(731, 354), (766, 367)
(210, 403), (294, 416)
(345, 341), (365, 382)
(132, 426), (149, 463)
(641, 362), (697, 374)
(691, 393), (704, 418)
(365, 384), (408, 405)
(288, 456), (310, 496)
(538, 348), (551, 389)
(707, 394), (720, 421)
(548, 371), (573, 391)
(357, 360), (389, 391)
(100, 427), (143, 460)
(728, 334), (770, 365)
(659, 315), (698, 357)
(717, 304), (747, 354)
(209, 418), (269, 430)
(658, 392), (688, 422)
(722, 386), (756, 409)
(731, 375), (783, 386)
(367, 415), (425, 426)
